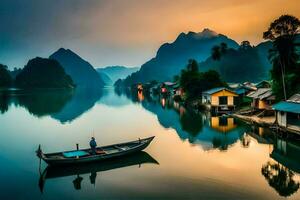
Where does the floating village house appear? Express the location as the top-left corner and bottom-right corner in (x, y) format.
(273, 94), (300, 134)
(160, 82), (184, 97)
(247, 88), (275, 110)
(202, 87), (238, 113)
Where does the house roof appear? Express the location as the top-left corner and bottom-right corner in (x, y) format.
(202, 87), (236, 95)
(235, 88), (247, 95)
(247, 88), (273, 100)
(288, 93), (300, 103)
(273, 101), (300, 114)
(255, 80), (271, 88)
(228, 83), (241, 89)
(163, 82), (176, 86)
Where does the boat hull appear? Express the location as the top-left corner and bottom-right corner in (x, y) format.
(38, 136), (155, 166)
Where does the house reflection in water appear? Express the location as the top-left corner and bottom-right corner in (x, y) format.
(137, 91), (144, 102)
(210, 117), (237, 133)
(136, 92), (247, 152)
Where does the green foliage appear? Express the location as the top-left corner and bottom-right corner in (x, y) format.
(0, 64), (12, 87)
(15, 57), (75, 89)
(114, 79), (123, 87)
(263, 14), (300, 100)
(205, 42), (268, 82)
(173, 95), (182, 102)
(179, 110), (204, 137)
(211, 42), (228, 61)
(179, 59), (226, 100)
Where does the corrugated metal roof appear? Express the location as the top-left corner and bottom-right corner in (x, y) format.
(288, 94), (300, 103)
(202, 87), (236, 95)
(163, 82), (176, 86)
(247, 88), (273, 100)
(273, 101), (300, 114)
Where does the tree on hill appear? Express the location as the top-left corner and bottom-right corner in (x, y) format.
(15, 57), (75, 89)
(204, 41), (268, 82)
(0, 64), (12, 87)
(179, 59), (226, 100)
(263, 14), (300, 100)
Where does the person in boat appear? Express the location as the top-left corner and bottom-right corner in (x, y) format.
(90, 137), (97, 155)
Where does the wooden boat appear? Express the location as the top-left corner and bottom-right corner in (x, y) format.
(38, 151), (159, 192)
(37, 136), (155, 166)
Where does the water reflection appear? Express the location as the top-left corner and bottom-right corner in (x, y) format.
(0, 88), (103, 123)
(51, 88), (103, 123)
(2, 88), (300, 199)
(129, 92), (248, 151)
(262, 161), (300, 197)
(39, 151), (158, 192)
(0, 93), (10, 113)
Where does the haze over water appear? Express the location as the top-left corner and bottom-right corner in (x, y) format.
(0, 88), (300, 199)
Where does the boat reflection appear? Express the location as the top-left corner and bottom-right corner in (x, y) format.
(38, 151), (159, 192)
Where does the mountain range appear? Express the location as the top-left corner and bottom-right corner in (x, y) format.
(50, 48), (105, 88)
(121, 28), (273, 85)
(97, 66), (139, 85)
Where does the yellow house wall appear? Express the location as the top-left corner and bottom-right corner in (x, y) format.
(228, 96), (234, 106)
(210, 90), (237, 106)
(211, 96), (219, 105)
(258, 100), (267, 109)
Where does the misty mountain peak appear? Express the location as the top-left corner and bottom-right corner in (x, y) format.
(176, 28), (219, 42)
(198, 28), (218, 38)
(53, 48), (77, 58)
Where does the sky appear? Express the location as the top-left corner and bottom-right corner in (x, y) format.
(0, 0), (300, 69)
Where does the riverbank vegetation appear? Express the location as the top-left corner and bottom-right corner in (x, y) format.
(0, 64), (13, 88)
(0, 58), (75, 89)
(16, 58), (75, 89)
(178, 59), (226, 100)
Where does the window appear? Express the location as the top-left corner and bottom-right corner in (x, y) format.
(219, 96), (228, 105)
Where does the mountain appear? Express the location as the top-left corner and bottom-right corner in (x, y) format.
(98, 72), (113, 86)
(97, 66), (139, 84)
(122, 28), (239, 86)
(198, 43), (273, 82)
(50, 48), (104, 88)
(15, 57), (75, 89)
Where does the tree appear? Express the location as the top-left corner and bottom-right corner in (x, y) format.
(240, 41), (252, 50)
(220, 42), (228, 54)
(15, 57), (75, 89)
(179, 59), (226, 100)
(263, 14), (300, 100)
(211, 45), (221, 61)
(262, 161), (299, 197)
(0, 64), (12, 87)
(186, 59), (199, 72)
(211, 42), (229, 61)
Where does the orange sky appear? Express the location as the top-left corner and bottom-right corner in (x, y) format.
(1, 0), (300, 68)
(85, 0), (300, 46)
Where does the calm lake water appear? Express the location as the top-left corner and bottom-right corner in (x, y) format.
(1, 88), (300, 200)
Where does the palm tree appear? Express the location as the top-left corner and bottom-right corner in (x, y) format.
(211, 46), (221, 61)
(211, 43), (228, 61)
(263, 14), (300, 100)
(220, 42), (228, 54)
